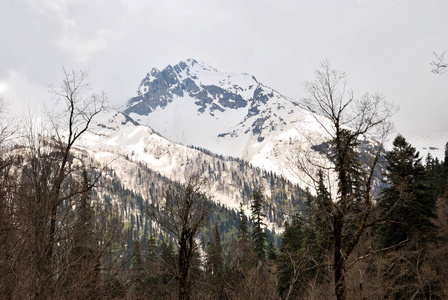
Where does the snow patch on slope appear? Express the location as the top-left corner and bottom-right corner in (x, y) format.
(80, 111), (282, 211)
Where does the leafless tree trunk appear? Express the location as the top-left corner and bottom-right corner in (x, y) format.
(45, 68), (106, 266)
(0, 99), (19, 299)
(13, 69), (106, 299)
(150, 174), (211, 300)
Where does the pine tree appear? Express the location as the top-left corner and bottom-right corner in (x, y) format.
(276, 218), (305, 299)
(144, 236), (160, 298)
(444, 142), (448, 171)
(205, 224), (224, 298)
(377, 135), (438, 248)
(251, 191), (267, 262)
(158, 241), (177, 298)
(304, 187), (315, 222)
(425, 153), (445, 199)
(238, 202), (249, 243)
(210, 224), (224, 277)
(267, 242), (277, 261)
(188, 241), (204, 299)
(234, 202), (254, 275)
(132, 240), (145, 298)
(68, 169), (99, 298)
(314, 169), (333, 249)
(375, 136), (443, 298)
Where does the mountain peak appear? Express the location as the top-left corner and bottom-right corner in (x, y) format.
(122, 59), (303, 159)
(177, 58), (198, 69)
(176, 58), (218, 73)
(124, 59), (262, 116)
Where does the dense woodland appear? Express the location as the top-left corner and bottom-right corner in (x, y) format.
(2, 65), (448, 300)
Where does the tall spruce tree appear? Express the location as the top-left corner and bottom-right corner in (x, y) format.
(377, 134), (438, 248)
(209, 224), (223, 278)
(238, 202), (249, 243)
(132, 240), (145, 298)
(251, 191), (267, 262)
(234, 202), (254, 276)
(314, 169), (333, 250)
(205, 224), (224, 299)
(158, 240), (177, 298)
(276, 218), (305, 299)
(144, 236), (160, 298)
(376, 135), (440, 299)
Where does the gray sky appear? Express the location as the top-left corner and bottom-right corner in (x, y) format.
(1, 0), (447, 156)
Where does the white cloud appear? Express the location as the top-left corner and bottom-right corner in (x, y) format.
(0, 81), (7, 95)
(356, 0), (370, 4)
(57, 29), (110, 63)
(0, 69), (48, 116)
(19, 0), (121, 62)
(19, 0), (68, 14)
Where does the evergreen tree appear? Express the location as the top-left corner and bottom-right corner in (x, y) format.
(276, 218), (305, 299)
(144, 236), (160, 298)
(314, 169), (333, 250)
(205, 224), (224, 298)
(158, 241), (177, 298)
(189, 241), (204, 299)
(238, 202), (249, 242)
(208, 224), (224, 278)
(425, 153), (445, 199)
(267, 242), (277, 261)
(132, 240), (145, 298)
(304, 187), (315, 221)
(67, 169), (99, 298)
(444, 142), (448, 171)
(251, 191), (267, 262)
(233, 202), (255, 275)
(375, 135), (441, 299)
(377, 135), (438, 248)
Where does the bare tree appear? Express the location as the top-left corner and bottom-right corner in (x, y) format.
(14, 69), (106, 299)
(431, 51), (448, 74)
(0, 99), (20, 299)
(150, 174), (212, 300)
(294, 60), (396, 300)
(46, 68), (105, 263)
(0, 98), (15, 147)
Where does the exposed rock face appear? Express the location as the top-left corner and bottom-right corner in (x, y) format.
(123, 58), (301, 157)
(125, 59), (252, 115)
(117, 59), (384, 194)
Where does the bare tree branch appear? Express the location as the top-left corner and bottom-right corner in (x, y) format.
(347, 239), (409, 269)
(295, 60), (397, 300)
(431, 51), (447, 74)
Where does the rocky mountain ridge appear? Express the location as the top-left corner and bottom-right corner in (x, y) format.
(122, 59), (326, 184)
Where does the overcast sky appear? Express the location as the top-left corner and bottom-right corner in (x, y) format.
(1, 0), (447, 155)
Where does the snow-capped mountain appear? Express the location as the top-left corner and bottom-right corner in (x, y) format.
(78, 111), (303, 233)
(123, 58), (326, 184)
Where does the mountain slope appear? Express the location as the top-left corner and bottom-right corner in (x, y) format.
(123, 59), (331, 184)
(80, 111), (305, 225)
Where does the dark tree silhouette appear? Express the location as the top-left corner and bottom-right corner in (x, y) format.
(150, 174), (211, 300)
